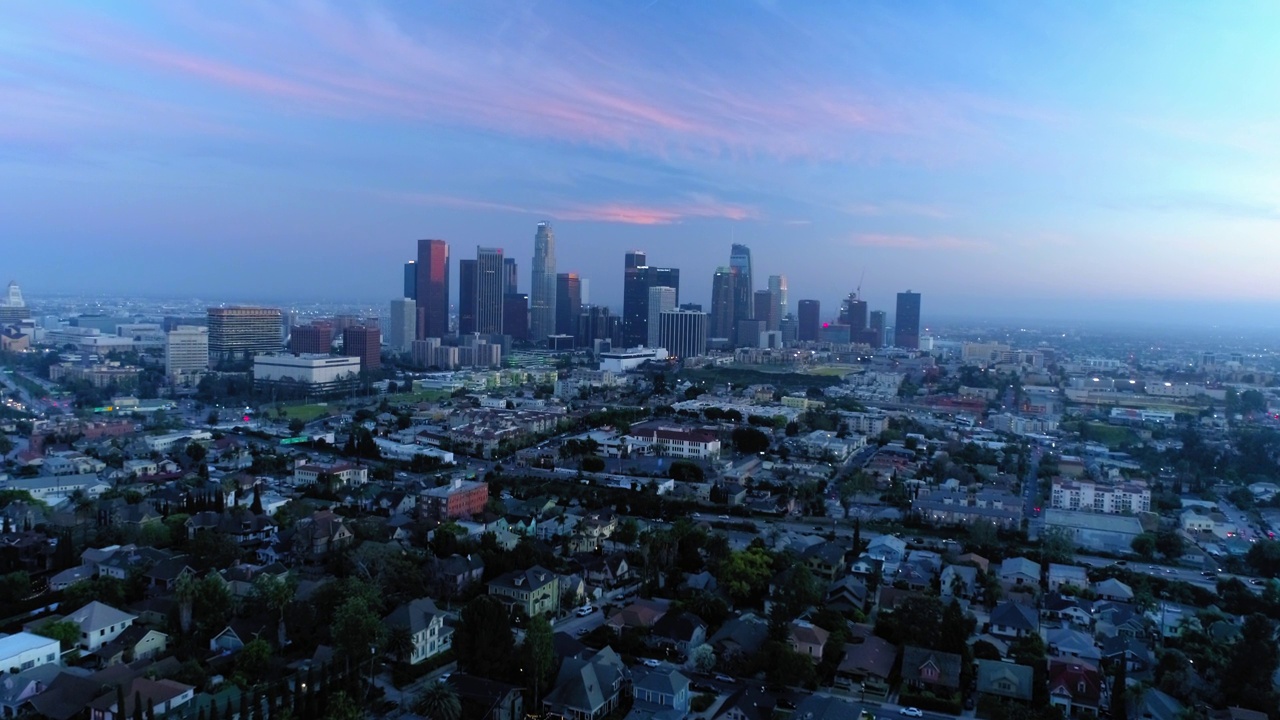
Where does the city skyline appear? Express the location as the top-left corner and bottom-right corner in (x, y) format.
(5, 3), (1280, 326)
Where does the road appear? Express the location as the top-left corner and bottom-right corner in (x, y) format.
(1073, 554), (1268, 593)
(1021, 447), (1043, 539)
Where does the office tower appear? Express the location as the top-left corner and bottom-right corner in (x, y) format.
(580, 279), (590, 305)
(389, 298), (416, 353)
(207, 307), (283, 364)
(577, 305), (613, 348)
(754, 289), (779, 332)
(476, 247), (504, 335)
(821, 324), (852, 344)
(869, 310), (887, 348)
(458, 260), (477, 335)
(729, 244), (754, 330)
(625, 251), (646, 270)
(291, 323), (333, 354)
(658, 309), (708, 360)
(343, 325), (381, 371)
(556, 273), (582, 336)
(839, 292), (868, 333)
(780, 316), (798, 344)
(623, 253), (680, 347)
(504, 258), (518, 296)
(895, 291), (922, 349)
(797, 300), (820, 342)
(710, 267), (737, 341)
(647, 286), (677, 347)
(503, 293), (529, 341)
(415, 239), (450, 339)
(530, 222), (557, 343)
(768, 275), (787, 319)
(403, 262), (416, 299)
(0, 281), (31, 324)
(736, 320), (764, 348)
(165, 326), (208, 381)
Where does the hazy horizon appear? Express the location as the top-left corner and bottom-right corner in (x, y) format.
(5, 2), (1280, 328)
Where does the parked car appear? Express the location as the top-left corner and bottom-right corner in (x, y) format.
(899, 708), (923, 717)
(714, 674), (735, 684)
(643, 659), (661, 668)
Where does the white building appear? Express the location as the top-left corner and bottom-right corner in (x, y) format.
(164, 326), (209, 382)
(599, 348), (669, 373)
(253, 353), (362, 396)
(389, 298), (417, 354)
(64, 601), (136, 653)
(3, 474), (110, 503)
(292, 462), (367, 488)
(625, 422), (721, 460)
(1050, 479), (1151, 514)
(839, 411), (888, 436)
(647, 286), (677, 348)
(0, 632), (60, 673)
(144, 430), (213, 453)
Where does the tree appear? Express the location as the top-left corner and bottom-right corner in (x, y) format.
(613, 518), (640, 548)
(332, 595), (385, 661)
(717, 546), (774, 607)
(324, 692), (365, 720)
(1247, 540), (1280, 577)
(454, 596), (515, 679)
(237, 638), (272, 679)
(1131, 533), (1157, 560)
(173, 572), (199, 635)
(252, 572), (296, 647)
(384, 625), (414, 665)
(731, 427), (770, 454)
(769, 564), (821, 622)
(688, 644), (716, 673)
(207, 410), (220, 426)
(33, 619), (80, 652)
(414, 681), (461, 720)
(1222, 614), (1280, 712)
(580, 456), (605, 473)
(520, 615), (556, 706)
(289, 418), (307, 434)
(668, 461), (705, 483)
(1039, 526), (1074, 564)
(1154, 530), (1185, 561)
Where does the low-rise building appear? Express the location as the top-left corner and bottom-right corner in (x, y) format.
(420, 478), (489, 521)
(488, 566), (560, 618)
(0, 632), (60, 673)
(626, 422), (721, 461)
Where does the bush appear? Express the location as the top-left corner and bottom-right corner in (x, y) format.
(581, 456), (606, 473)
(691, 694), (716, 713)
(898, 689), (962, 716)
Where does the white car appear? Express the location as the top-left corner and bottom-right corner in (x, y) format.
(643, 659), (661, 668)
(576, 606), (595, 617)
(898, 708), (923, 718)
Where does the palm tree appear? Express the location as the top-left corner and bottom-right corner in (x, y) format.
(413, 681), (461, 720)
(174, 571), (198, 634)
(383, 625), (415, 665)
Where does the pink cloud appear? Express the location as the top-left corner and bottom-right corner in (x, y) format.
(388, 192), (757, 225)
(849, 233), (993, 251)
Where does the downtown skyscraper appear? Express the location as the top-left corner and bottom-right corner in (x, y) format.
(622, 251), (679, 347)
(415, 239), (450, 339)
(710, 266), (737, 341)
(895, 290), (922, 349)
(529, 222), (557, 344)
(460, 247), (504, 336)
(729, 243), (754, 329)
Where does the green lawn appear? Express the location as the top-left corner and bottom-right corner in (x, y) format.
(1079, 422), (1138, 448)
(274, 403), (336, 422)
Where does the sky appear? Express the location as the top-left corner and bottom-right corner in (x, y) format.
(3, 1), (1280, 326)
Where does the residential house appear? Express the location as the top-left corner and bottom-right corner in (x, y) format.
(955, 552), (990, 573)
(543, 646), (630, 720)
(89, 626), (168, 668)
(1094, 578), (1134, 603)
(1047, 660), (1104, 717)
(0, 632), (60, 674)
(291, 510), (353, 560)
(975, 659), (1035, 702)
(608, 600), (667, 634)
(209, 616), (274, 653)
(64, 602), (137, 653)
(714, 685), (774, 720)
(708, 613), (769, 661)
(999, 557), (1041, 593)
(899, 646), (962, 695)
(1043, 594), (1094, 628)
(825, 577), (870, 615)
(941, 565), (978, 600)
(1101, 636), (1155, 675)
(29, 672), (105, 720)
(436, 554), (485, 596)
(630, 666), (690, 720)
(788, 620), (829, 660)
(787, 695), (859, 720)
(1093, 603), (1149, 641)
(184, 509), (277, 547)
(1129, 688), (1184, 720)
(650, 612), (707, 655)
(850, 555), (884, 583)
(87, 677), (194, 720)
(448, 673), (524, 720)
(1048, 564), (1089, 593)
(990, 601), (1040, 639)
(0, 664), (64, 718)
(835, 635), (897, 699)
(802, 541), (849, 582)
(1047, 628), (1102, 664)
(574, 553), (631, 588)
(488, 565), (561, 619)
(384, 598), (453, 665)
(866, 536), (906, 576)
(142, 556), (197, 591)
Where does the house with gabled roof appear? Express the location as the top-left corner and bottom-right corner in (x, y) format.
(1048, 628), (1102, 664)
(1094, 578), (1134, 602)
(384, 597), (453, 665)
(990, 601), (1039, 639)
(64, 601), (137, 653)
(629, 665), (690, 720)
(1048, 660), (1104, 716)
(835, 635), (897, 698)
(1048, 564), (1089, 593)
(488, 565), (561, 618)
(999, 557), (1041, 593)
(975, 659), (1034, 702)
(941, 564), (978, 600)
(543, 646), (630, 720)
(651, 612), (706, 655)
(788, 620), (829, 660)
(900, 645), (962, 695)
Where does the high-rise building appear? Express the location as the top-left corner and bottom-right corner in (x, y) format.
(389, 298), (416, 353)
(754, 289), (780, 332)
(577, 305), (615, 349)
(165, 326), (208, 381)
(658, 309), (708, 360)
(797, 300), (820, 342)
(839, 292), (868, 333)
(476, 247), (504, 336)
(780, 316), (798, 344)
(895, 291), (922, 349)
(503, 258), (519, 296)
(529, 222), (557, 343)
(647, 286), (677, 347)
(403, 262), (416, 300)
(729, 244), (754, 331)
(0, 281), (32, 324)
(415, 239), (450, 339)
(556, 273), (582, 337)
(343, 325), (381, 371)
(291, 323), (333, 354)
(710, 267), (737, 341)
(622, 252), (679, 347)
(207, 307), (283, 364)
(768, 275), (787, 319)
(503, 293), (529, 341)
(869, 310), (887, 348)
(458, 259), (477, 336)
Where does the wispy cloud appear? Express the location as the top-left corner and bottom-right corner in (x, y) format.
(849, 233), (994, 251)
(843, 202), (953, 219)
(388, 192), (756, 225)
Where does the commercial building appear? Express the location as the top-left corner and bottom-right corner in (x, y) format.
(768, 275), (787, 320)
(389, 298), (416, 353)
(1050, 479), (1152, 514)
(729, 244), (754, 336)
(164, 326), (208, 382)
(599, 348), (668, 373)
(342, 325), (381, 372)
(252, 353), (362, 398)
(754, 290), (780, 333)
(290, 323), (333, 354)
(556, 273), (582, 336)
(626, 421), (721, 460)
(1044, 509), (1144, 554)
(798, 300), (820, 342)
(476, 247), (504, 336)
(894, 291), (921, 349)
(869, 310), (886, 348)
(530, 223), (557, 343)
(207, 307), (283, 363)
(647, 286), (677, 347)
(622, 251), (680, 348)
(415, 239), (450, 340)
(0, 281), (31, 325)
(503, 293), (529, 342)
(710, 267), (737, 342)
(504, 257), (518, 296)
(657, 309), (707, 361)
(403, 261), (416, 299)
(420, 478), (489, 521)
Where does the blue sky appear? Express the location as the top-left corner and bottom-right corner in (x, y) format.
(3, 1), (1279, 324)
